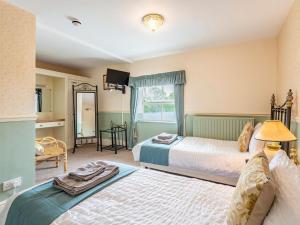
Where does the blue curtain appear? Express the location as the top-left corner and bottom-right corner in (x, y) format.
(128, 87), (139, 148)
(174, 84), (184, 136)
(128, 70), (186, 147)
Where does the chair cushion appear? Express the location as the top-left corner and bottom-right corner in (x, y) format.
(44, 146), (64, 155)
(36, 146), (64, 161)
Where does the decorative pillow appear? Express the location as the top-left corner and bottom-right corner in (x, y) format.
(238, 122), (254, 152)
(35, 143), (45, 156)
(249, 123), (265, 155)
(263, 150), (300, 225)
(227, 152), (275, 225)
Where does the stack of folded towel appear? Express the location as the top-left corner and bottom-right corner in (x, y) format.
(53, 161), (119, 196)
(152, 133), (178, 145)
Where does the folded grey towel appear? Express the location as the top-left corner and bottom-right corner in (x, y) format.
(69, 161), (106, 181)
(152, 135), (178, 145)
(157, 133), (173, 140)
(53, 162), (119, 196)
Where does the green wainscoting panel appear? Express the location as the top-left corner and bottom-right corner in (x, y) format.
(192, 116), (254, 141)
(98, 112), (176, 144)
(185, 114), (269, 140)
(98, 112), (270, 145)
(98, 112), (131, 128)
(0, 120), (35, 201)
(136, 122), (177, 143)
(291, 121), (300, 161)
(185, 115), (194, 136)
(98, 112), (130, 140)
(253, 115), (269, 124)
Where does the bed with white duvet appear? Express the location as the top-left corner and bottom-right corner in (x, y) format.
(133, 136), (252, 185)
(1, 150), (299, 225)
(132, 121), (267, 186)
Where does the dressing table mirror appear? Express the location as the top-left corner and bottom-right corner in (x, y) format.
(35, 86), (52, 113)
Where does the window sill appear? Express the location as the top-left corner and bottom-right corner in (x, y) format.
(137, 120), (177, 124)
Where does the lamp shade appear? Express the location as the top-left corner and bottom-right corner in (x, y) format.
(255, 120), (296, 142)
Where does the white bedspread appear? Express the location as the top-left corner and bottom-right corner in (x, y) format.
(132, 137), (250, 181)
(52, 169), (234, 225)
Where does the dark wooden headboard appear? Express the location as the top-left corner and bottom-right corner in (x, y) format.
(270, 89), (293, 151)
(270, 89), (293, 129)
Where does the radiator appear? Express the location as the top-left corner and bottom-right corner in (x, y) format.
(192, 116), (255, 141)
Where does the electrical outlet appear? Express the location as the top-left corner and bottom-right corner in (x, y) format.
(2, 177), (22, 192)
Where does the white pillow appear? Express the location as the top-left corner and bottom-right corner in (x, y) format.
(263, 150), (300, 225)
(35, 143), (45, 156)
(249, 122), (265, 154)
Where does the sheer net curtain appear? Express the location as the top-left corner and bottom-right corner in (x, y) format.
(128, 70), (186, 148)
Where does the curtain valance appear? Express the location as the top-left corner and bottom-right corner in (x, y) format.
(128, 70), (186, 88)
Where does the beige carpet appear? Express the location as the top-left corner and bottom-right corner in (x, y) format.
(36, 145), (139, 183)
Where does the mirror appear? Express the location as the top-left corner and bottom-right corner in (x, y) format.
(73, 82), (99, 153)
(76, 92), (96, 138)
(35, 87), (52, 112)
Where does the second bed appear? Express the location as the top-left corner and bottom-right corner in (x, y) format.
(132, 136), (252, 186)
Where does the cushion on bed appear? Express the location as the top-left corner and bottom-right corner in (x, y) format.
(227, 151), (275, 225)
(249, 123), (265, 155)
(263, 150), (300, 225)
(238, 122), (254, 152)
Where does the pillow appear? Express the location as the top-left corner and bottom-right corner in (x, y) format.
(263, 150), (300, 225)
(238, 122), (254, 152)
(249, 123), (265, 155)
(227, 151), (275, 225)
(35, 143), (45, 156)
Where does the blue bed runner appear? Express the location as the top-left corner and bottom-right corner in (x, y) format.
(5, 163), (137, 225)
(140, 136), (184, 166)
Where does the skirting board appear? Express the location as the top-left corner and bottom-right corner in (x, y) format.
(140, 162), (237, 187)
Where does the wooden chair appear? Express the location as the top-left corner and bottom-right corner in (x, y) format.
(35, 137), (68, 172)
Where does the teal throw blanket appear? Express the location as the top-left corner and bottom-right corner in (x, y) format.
(140, 136), (184, 166)
(5, 163), (137, 225)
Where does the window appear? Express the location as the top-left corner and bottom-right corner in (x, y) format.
(137, 85), (176, 122)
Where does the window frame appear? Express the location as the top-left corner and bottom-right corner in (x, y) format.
(138, 85), (176, 123)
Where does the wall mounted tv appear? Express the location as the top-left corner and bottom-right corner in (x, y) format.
(106, 69), (130, 86)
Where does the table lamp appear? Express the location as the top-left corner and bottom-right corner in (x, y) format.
(255, 120), (296, 151)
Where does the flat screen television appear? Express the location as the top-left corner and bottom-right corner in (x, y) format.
(106, 68), (130, 86)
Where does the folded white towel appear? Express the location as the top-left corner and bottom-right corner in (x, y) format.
(157, 133), (173, 140)
(152, 134), (178, 145)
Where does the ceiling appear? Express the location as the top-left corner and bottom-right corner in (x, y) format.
(9, 0), (294, 70)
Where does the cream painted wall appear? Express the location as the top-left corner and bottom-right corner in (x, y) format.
(0, 1), (36, 119)
(0, 1), (36, 201)
(277, 0), (300, 121)
(88, 38), (277, 115)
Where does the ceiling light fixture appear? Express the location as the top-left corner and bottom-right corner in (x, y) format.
(142, 13), (164, 32)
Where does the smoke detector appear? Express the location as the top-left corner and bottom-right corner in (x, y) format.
(72, 19), (82, 27)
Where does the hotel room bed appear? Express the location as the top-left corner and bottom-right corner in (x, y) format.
(132, 136), (251, 186)
(53, 169), (234, 225)
(132, 90), (295, 186)
(2, 150), (299, 225)
(1, 169), (234, 225)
